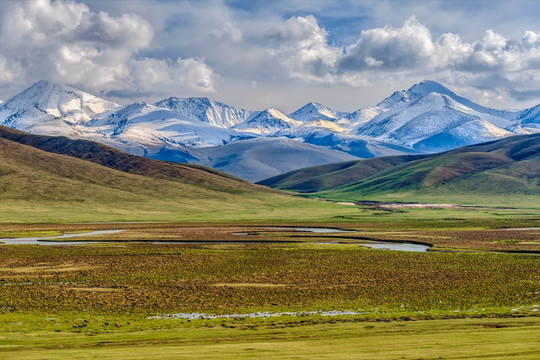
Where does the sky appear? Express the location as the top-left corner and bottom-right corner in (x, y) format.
(1, 0), (540, 112)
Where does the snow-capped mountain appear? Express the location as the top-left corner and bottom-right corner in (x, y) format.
(343, 107), (380, 127)
(288, 102), (348, 122)
(375, 80), (514, 118)
(232, 108), (302, 135)
(351, 81), (529, 152)
(154, 96), (254, 128)
(88, 102), (240, 150)
(517, 104), (540, 130)
(0, 80), (119, 137)
(0, 79), (537, 181)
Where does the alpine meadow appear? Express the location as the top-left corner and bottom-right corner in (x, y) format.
(0, 0), (539, 359)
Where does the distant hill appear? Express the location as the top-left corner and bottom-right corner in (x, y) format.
(259, 133), (540, 205)
(0, 126), (344, 223)
(0, 125), (238, 185)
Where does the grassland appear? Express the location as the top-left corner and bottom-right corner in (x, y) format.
(1, 317), (539, 359)
(1, 238), (538, 314)
(1, 220), (539, 358)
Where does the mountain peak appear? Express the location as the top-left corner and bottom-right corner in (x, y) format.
(265, 108), (287, 117)
(154, 96), (211, 107)
(233, 107), (301, 135)
(407, 80), (455, 98)
(0, 80), (119, 130)
(289, 102), (347, 122)
(22, 80), (80, 99)
(153, 96), (251, 128)
(376, 80), (455, 109)
(375, 80), (514, 121)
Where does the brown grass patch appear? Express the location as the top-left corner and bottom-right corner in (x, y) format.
(211, 283), (287, 288)
(0, 263), (93, 273)
(68, 287), (122, 292)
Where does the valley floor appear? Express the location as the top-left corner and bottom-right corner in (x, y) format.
(0, 215), (538, 359)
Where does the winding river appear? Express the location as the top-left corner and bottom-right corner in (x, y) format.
(1, 227), (537, 255)
(269, 227), (431, 252)
(0, 230), (124, 245)
(0, 227), (430, 251)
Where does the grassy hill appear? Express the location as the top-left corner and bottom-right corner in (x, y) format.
(0, 126), (237, 183)
(0, 127), (356, 223)
(259, 133), (540, 206)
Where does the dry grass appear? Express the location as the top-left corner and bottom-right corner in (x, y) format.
(211, 283), (287, 288)
(68, 287), (123, 292)
(0, 263), (93, 273)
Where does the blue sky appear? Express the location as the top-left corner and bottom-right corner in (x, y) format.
(1, 0), (540, 112)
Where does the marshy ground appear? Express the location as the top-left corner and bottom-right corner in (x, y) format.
(0, 217), (538, 359)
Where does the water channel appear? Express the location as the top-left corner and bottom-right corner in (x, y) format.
(0, 230), (124, 245)
(250, 227), (431, 252)
(0, 227), (430, 252)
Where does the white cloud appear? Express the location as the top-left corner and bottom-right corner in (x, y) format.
(335, 17), (540, 78)
(125, 57), (217, 95)
(0, 56), (23, 83)
(0, 0), (216, 98)
(0, 0), (89, 49)
(1, 0), (539, 110)
(211, 22), (243, 43)
(265, 15), (341, 83)
(340, 17), (435, 71)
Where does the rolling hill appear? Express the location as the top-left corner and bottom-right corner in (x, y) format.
(259, 133), (540, 205)
(0, 126), (354, 223)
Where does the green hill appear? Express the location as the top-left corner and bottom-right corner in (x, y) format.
(0, 127), (352, 223)
(259, 134), (540, 206)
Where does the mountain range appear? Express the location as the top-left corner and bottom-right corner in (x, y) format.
(259, 133), (540, 205)
(1, 80), (538, 181)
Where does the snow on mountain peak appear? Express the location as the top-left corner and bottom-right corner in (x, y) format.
(376, 80), (517, 122)
(233, 108), (302, 135)
(153, 96), (253, 128)
(376, 80), (453, 110)
(0, 80), (119, 136)
(3, 80), (119, 121)
(288, 102), (348, 122)
(407, 80), (454, 97)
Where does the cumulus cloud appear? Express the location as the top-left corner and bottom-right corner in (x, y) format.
(121, 57), (216, 96)
(265, 15), (341, 83)
(1, 0), (539, 110)
(263, 15), (540, 104)
(324, 17), (540, 80)
(340, 17), (436, 71)
(0, 0), (217, 99)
